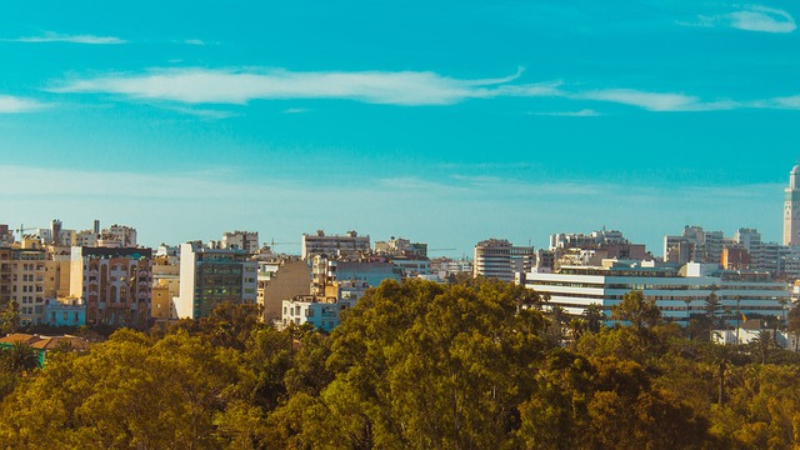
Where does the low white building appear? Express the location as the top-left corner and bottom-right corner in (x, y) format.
(523, 261), (790, 325)
(712, 319), (799, 352)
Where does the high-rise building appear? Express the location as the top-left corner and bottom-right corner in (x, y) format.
(221, 231), (259, 253)
(175, 242), (258, 319)
(785, 163), (800, 247)
(473, 239), (535, 282)
(301, 230), (370, 260)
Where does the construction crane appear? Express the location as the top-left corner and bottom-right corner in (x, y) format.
(14, 224), (37, 241)
(270, 238), (300, 247)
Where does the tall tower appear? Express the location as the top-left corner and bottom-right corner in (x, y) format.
(784, 163), (800, 246)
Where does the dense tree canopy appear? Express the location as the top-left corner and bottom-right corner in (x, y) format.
(0, 281), (799, 449)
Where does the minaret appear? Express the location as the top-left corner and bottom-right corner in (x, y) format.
(784, 163), (800, 246)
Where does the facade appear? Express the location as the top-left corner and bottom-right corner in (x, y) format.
(44, 299), (86, 327)
(0, 244), (48, 326)
(70, 246), (153, 329)
(712, 319), (798, 351)
(301, 230), (370, 260)
(523, 261), (790, 325)
(374, 237), (428, 257)
(221, 230), (259, 253)
(430, 257), (474, 280)
(785, 164), (800, 247)
(176, 242), (258, 319)
(473, 239), (535, 282)
(281, 290), (360, 333)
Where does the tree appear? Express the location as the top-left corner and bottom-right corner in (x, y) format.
(0, 300), (20, 335)
(582, 304), (605, 334)
(704, 291), (722, 329)
(611, 291), (661, 335)
(0, 341), (39, 374)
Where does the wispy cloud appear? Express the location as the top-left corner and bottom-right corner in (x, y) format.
(576, 89), (742, 112)
(51, 67), (560, 106)
(7, 32), (126, 44)
(283, 107), (310, 114)
(528, 109), (601, 117)
(0, 95), (48, 113)
(48, 66), (800, 114)
(183, 39), (206, 46)
(682, 5), (796, 33)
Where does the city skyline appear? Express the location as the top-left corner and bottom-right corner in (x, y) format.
(1, 1), (799, 255)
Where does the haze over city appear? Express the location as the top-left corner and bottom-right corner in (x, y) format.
(2, 0), (799, 254)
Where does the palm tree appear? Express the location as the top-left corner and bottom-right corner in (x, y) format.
(0, 341), (39, 374)
(749, 329), (775, 364)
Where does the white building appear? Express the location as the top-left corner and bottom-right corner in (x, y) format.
(785, 163), (800, 247)
(712, 319), (798, 352)
(281, 294), (358, 333)
(474, 239), (534, 283)
(175, 242), (258, 319)
(523, 261), (790, 325)
(222, 230), (259, 254)
(301, 230), (370, 260)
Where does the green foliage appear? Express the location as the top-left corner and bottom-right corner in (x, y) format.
(0, 281), (799, 450)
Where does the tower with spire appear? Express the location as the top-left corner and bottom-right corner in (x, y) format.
(784, 162), (800, 246)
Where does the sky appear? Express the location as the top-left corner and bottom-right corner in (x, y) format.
(1, 0), (799, 257)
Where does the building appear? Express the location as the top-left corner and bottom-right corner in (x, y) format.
(175, 242), (258, 320)
(70, 246), (153, 329)
(663, 226), (725, 265)
(44, 298), (86, 327)
(430, 257), (474, 280)
(374, 237), (428, 257)
(0, 333), (89, 367)
(473, 239), (535, 282)
(222, 231), (259, 253)
(523, 261), (790, 326)
(712, 319), (798, 351)
(301, 230), (370, 260)
(785, 163), (800, 247)
(257, 256), (311, 323)
(281, 294), (358, 333)
(0, 242), (48, 326)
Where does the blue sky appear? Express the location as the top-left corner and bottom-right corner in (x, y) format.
(1, 0), (799, 256)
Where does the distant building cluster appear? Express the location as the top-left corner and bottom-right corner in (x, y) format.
(3, 163), (800, 334)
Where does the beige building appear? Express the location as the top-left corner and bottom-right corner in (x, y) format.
(257, 258), (311, 323)
(0, 240), (48, 325)
(70, 246), (153, 330)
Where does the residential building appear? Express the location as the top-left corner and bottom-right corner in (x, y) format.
(0, 242), (48, 325)
(70, 246), (153, 329)
(473, 239), (535, 282)
(374, 237), (428, 257)
(44, 298), (86, 327)
(712, 319), (798, 352)
(523, 261), (790, 326)
(257, 256), (311, 323)
(301, 230), (370, 259)
(430, 257), (473, 280)
(281, 294), (357, 332)
(222, 230), (259, 253)
(175, 242), (258, 320)
(0, 333), (89, 367)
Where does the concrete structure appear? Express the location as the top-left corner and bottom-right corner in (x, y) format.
(523, 261), (790, 325)
(0, 333), (89, 367)
(0, 243), (48, 326)
(312, 256), (402, 294)
(105, 225), (137, 248)
(281, 293), (359, 332)
(70, 246), (153, 329)
(663, 226), (725, 265)
(222, 230), (259, 253)
(473, 239), (535, 282)
(386, 255), (431, 278)
(44, 299), (86, 327)
(257, 257), (312, 323)
(374, 237), (428, 257)
(785, 163), (800, 247)
(301, 230), (370, 260)
(712, 319), (799, 351)
(176, 242), (258, 320)
(430, 257), (473, 280)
